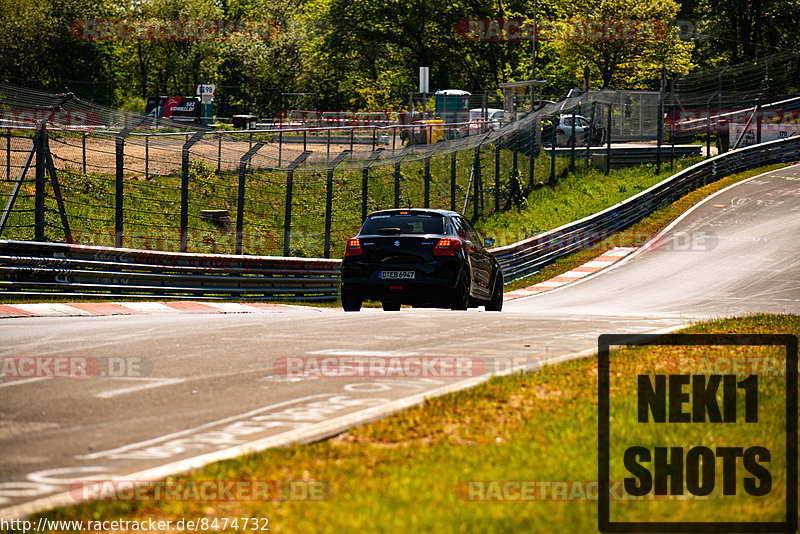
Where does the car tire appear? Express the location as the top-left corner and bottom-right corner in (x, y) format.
(450, 272), (470, 311)
(341, 291), (362, 312)
(485, 271), (503, 312)
(382, 301), (401, 311)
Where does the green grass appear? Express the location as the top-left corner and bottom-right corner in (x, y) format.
(501, 162), (788, 292)
(26, 314), (798, 532)
(476, 158), (700, 247)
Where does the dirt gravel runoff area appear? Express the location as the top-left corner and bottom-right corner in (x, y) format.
(0, 130), (396, 178)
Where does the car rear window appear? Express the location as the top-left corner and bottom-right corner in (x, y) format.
(360, 213), (445, 235)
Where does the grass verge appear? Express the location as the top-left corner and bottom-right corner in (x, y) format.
(27, 314), (798, 532)
(500, 162), (788, 292)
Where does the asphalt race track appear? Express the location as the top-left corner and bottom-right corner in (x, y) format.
(2, 164), (800, 518)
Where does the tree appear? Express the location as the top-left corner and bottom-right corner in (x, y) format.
(552, 0), (694, 89)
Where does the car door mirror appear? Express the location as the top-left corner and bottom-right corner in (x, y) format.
(484, 237), (495, 248)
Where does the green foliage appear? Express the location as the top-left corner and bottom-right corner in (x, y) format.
(552, 0), (694, 89)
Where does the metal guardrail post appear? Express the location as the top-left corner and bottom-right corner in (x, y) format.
(361, 150), (384, 222)
(34, 130), (46, 241)
(283, 150), (312, 256)
(324, 150), (350, 258)
(236, 141), (265, 254)
(180, 131), (206, 252)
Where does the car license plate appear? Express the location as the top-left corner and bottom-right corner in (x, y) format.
(379, 270), (415, 280)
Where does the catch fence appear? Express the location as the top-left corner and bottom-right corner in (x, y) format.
(3, 53), (797, 259)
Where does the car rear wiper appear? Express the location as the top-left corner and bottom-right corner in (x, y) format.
(376, 227), (402, 235)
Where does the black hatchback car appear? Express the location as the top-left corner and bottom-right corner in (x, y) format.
(340, 209), (503, 311)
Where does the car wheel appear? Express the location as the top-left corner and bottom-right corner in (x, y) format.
(485, 271), (504, 312)
(341, 291), (362, 312)
(382, 301), (401, 311)
(450, 272), (470, 311)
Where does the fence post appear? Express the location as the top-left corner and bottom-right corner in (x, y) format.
(529, 116), (535, 188)
(81, 131), (86, 175)
(605, 103), (612, 175)
(450, 151), (457, 210)
(278, 131), (283, 167)
(6, 128), (10, 180)
(756, 101), (762, 144)
(283, 151), (312, 256)
(656, 67), (666, 174)
(361, 150), (383, 222)
(472, 146), (481, 220)
(324, 150), (350, 258)
(494, 141), (500, 212)
(671, 75), (678, 170)
(236, 141), (265, 254)
(570, 107), (576, 173)
(586, 102), (596, 167)
(424, 153), (431, 208)
(42, 137), (72, 244)
(34, 130), (46, 241)
(394, 159), (401, 208)
(145, 135), (149, 179)
(179, 131), (205, 252)
(115, 132), (127, 247)
(550, 114), (557, 184)
(217, 133), (222, 174)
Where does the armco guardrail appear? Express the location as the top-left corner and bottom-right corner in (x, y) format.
(490, 135), (800, 280)
(0, 136), (797, 300)
(0, 241), (341, 300)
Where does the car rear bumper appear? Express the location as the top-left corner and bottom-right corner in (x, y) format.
(341, 260), (464, 306)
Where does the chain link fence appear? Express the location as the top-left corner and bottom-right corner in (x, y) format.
(4, 53), (796, 259)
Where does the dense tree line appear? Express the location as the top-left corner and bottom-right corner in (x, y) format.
(0, 0), (797, 117)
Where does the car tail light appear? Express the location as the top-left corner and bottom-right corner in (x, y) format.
(556, 128), (566, 136)
(433, 237), (461, 256)
(345, 238), (362, 256)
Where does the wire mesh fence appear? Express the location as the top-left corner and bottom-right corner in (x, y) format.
(3, 53), (797, 258)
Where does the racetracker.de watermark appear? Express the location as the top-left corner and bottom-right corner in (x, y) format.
(455, 19), (714, 41)
(272, 355), (554, 379)
(0, 356), (150, 378)
(456, 480), (667, 501)
(69, 19), (280, 41)
(69, 479), (329, 502)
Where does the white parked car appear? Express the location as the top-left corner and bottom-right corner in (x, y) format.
(554, 115), (605, 146)
(466, 108), (504, 134)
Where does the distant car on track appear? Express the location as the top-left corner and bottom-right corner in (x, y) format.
(340, 209), (503, 312)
